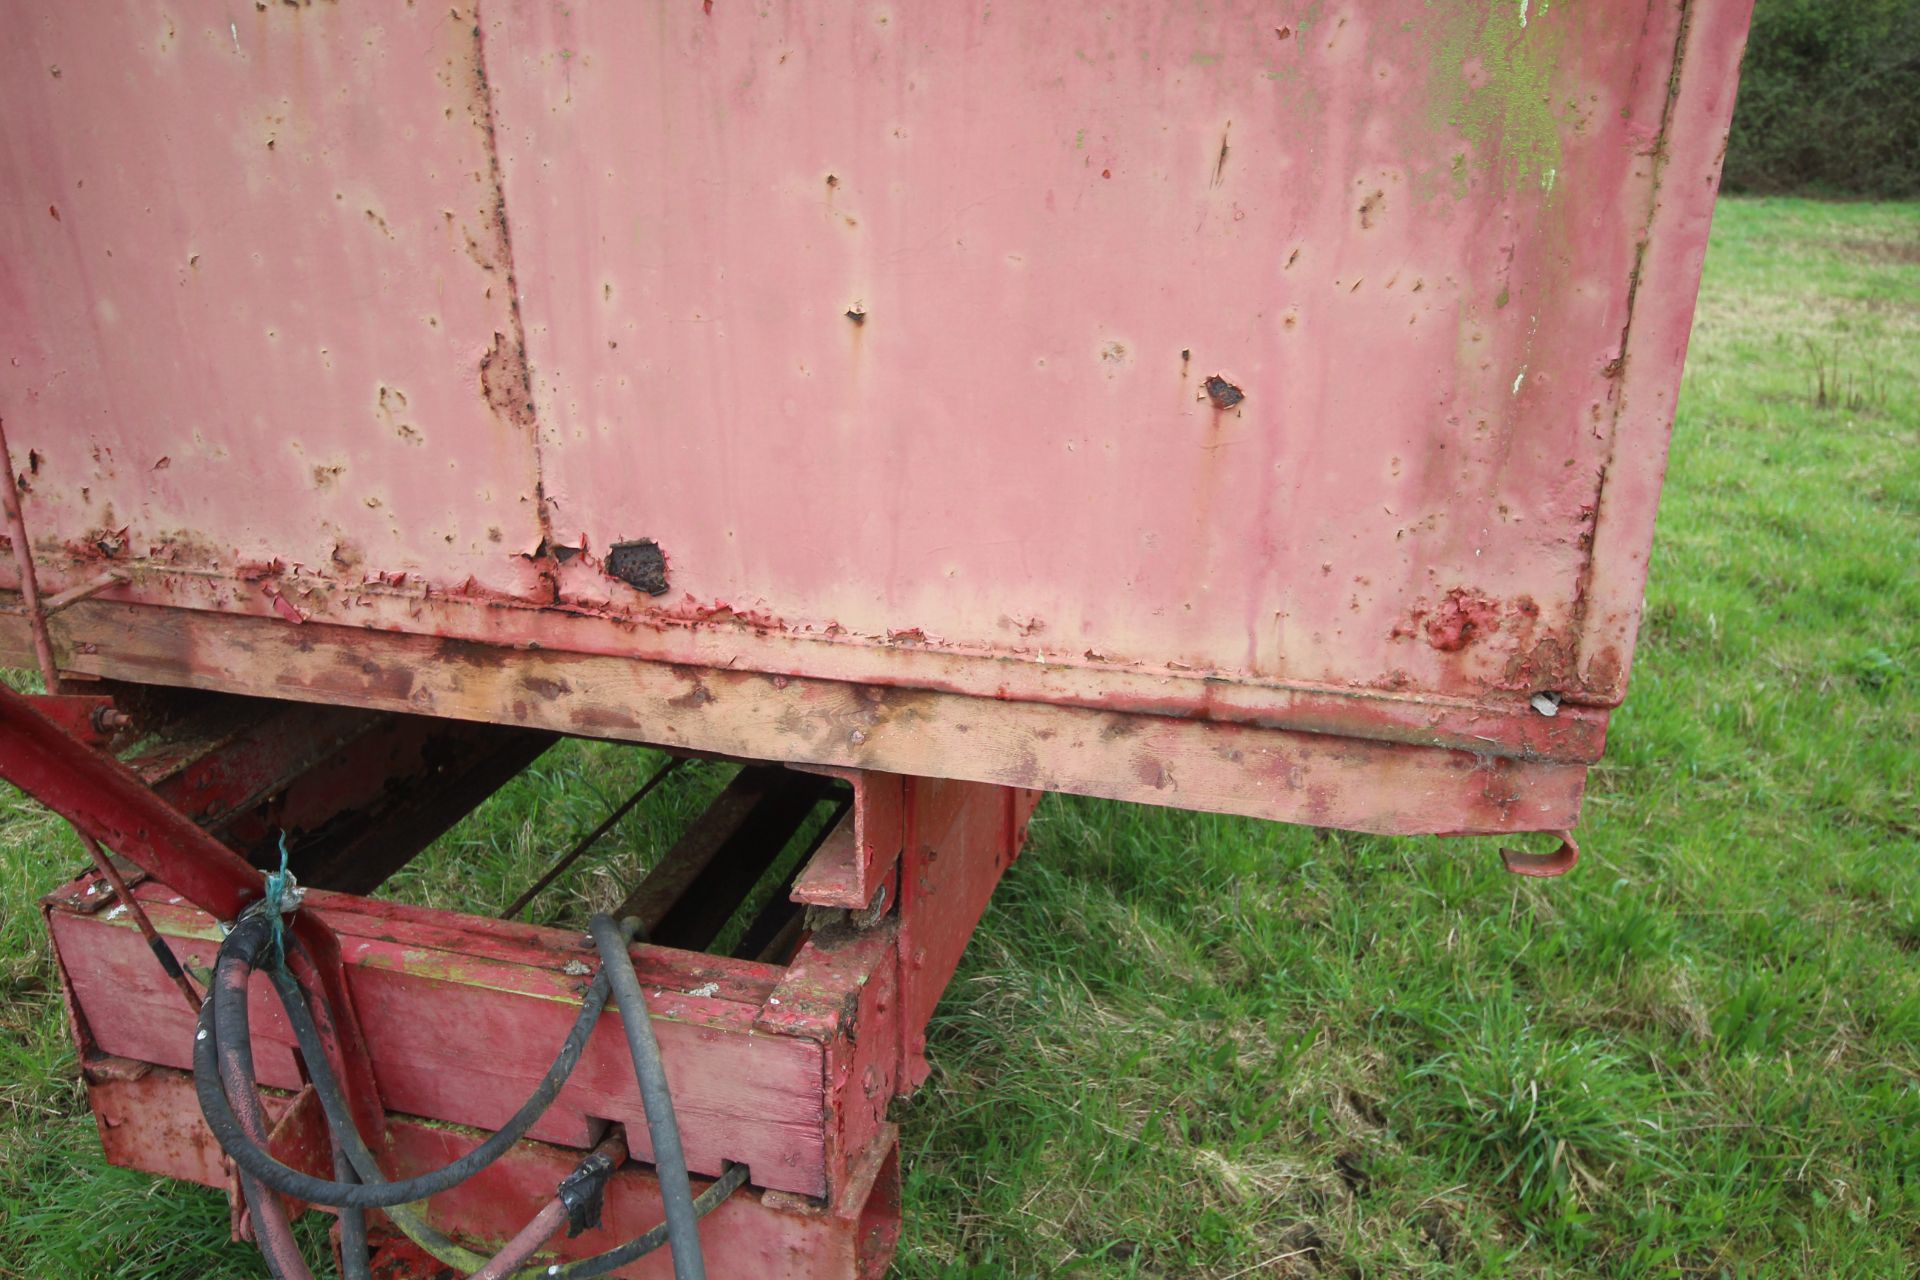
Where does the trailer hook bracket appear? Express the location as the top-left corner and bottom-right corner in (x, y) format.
(1499, 830), (1580, 878)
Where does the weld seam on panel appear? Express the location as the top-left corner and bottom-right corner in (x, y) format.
(1564, 0), (1697, 700)
(468, 1), (558, 603)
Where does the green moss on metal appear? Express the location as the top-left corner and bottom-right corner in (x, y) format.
(1425, 1), (1567, 191)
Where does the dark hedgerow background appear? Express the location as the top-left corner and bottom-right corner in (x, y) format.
(1723, 0), (1920, 199)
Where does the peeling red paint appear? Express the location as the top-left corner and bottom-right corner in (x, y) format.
(236, 559), (287, 583)
(1501, 632), (1579, 692)
(263, 586), (306, 625)
(1421, 588), (1502, 654)
(640, 596), (790, 634)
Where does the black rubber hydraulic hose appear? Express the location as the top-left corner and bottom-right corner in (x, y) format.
(270, 954), (746, 1280)
(274, 946), (372, 1280)
(544, 1164), (749, 1280)
(198, 913), (746, 1278)
(194, 914), (618, 1208)
(332, 1148), (372, 1280)
(588, 913), (706, 1280)
(207, 931), (315, 1280)
(265, 952), (483, 1270)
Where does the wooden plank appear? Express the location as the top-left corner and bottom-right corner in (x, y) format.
(49, 884), (879, 1197)
(1, 602), (1587, 836)
(256, 720), (556, 894)
(758, 924), (903, 1202)
(130, 699), (390, 830)
(82, 1065), (900, 1279)
(732, 795), (852, 963)
(0, 577), (1608, 766)
(88, 1065), (296, 1192)
(616, 766), (829, 950)
(384, 1120), (895, 1278)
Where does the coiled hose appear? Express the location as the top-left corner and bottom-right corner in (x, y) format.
(194, 910), (743, 1279)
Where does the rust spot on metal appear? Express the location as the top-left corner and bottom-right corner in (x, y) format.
(1582, 645), (1624, 698)
(451, 13), (558, 602)
(78, 527), (130, 560)
(1203, 376), (1245, 410)
(605, 539), (669, 596)
(649, 598), (789, 634)
(1423, 588), (1500, 653)
(1275, 25), (1292, 39)
(477, 332), (535, 428)
(1475, 758), (1524, 813)
(1358, 189), (1384, 229)
(1501, 633), (1577, 690)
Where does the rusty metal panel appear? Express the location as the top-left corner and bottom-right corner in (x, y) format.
(487, 0), (1742, 707)
(0, 4), (551, 606)
(0, 1), (1753, 831)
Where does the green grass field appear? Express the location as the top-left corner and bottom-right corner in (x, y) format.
(2, 197), (1916, 1278)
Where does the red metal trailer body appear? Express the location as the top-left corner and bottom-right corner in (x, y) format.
(0, 1), (1752, 1274)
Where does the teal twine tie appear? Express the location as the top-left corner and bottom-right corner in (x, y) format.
(262, 832), (292, 965)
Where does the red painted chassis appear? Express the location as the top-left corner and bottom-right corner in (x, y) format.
(6, 683), (1035, 1278)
